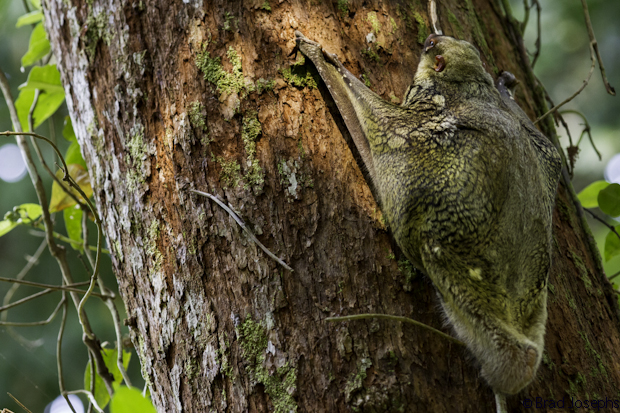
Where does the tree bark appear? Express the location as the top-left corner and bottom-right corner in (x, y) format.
(43, 0), (620, 411)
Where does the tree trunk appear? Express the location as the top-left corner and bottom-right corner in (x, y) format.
(43, 0), (620, 411)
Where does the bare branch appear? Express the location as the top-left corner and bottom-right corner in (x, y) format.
(29, 229), (110, 253)
(57, 293), (77, 413)
(535, 42), (596, 124)
(0, 289), (55, 312)
(2, 240), (47, 348)
(551, 111), (577, 177)
(7, 393), (32, 413)
(520, 0), (530, 32)
(580, 0), (615, 96)
(0, 298), (63, 326)
(0, 276), (106, 297)
(561, 109), (601, 161)
(583, 208), (620, 243)
(104, 294), (133, 387)
(0, 131), (70, 174)
(191, 189), (294, 272)
(529, 0), (541, 68)
(66, 390), (104, 413)
(87, 352), (96, 413)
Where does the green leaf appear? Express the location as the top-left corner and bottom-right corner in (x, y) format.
(0, 203), (43, 237)
(110, 386), (156, 413)
(62, 116), (77, 142)
(63, 205), (83, 250)
(84, 346), (133, 409)
(17, 203), (42, 221)
(16, 10), (43, 27)
(15, 203), (43, 222)
(84, 360), (111, 409)
(29, 0), (41, 10)
(64, 141), (87, 169)
(0, 220), (18, 237)
(577, 180), (609, 208)
(21, 22), (50, 67)
(101, 346), (132, 384)
(15, 88), (65, 131)
(19, 64), (64, 94)
(604, 226), (620, 262)
(15, 65), (65, 131)
(598, 183), (620, 217)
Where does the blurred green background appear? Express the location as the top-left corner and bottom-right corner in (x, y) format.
(0, 0), (619, 411)
(512, 0), (620, 279)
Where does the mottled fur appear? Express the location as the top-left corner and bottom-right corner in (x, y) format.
(296, 31), (561, 395)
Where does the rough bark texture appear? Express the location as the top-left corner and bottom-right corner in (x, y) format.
(43, 0), (620, 412)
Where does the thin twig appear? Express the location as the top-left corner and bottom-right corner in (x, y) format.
(2, 241), (47, 309)
(66, 390), (104, 413)
(190, 189), (293, 272)
(87, 351), (96, 413)
(24, 88), (72, 197)
(76, 198), (103, 341)
(2, 239), (47, 348)
(26, 89), (79, 207)
(325, 313), (465, 347)
(554, 111), (574, 148)
(0, 298), (63, 326)
(57, 293), (77, 413)
(535, 42), (596, 124)
(552, 111), (577, 177)
(0, 131), (70, 173)
(520, 0), (530, 32)
(82, 207), (95, 268)
(27, 89), (39, 129)
(0, 277), (105, 296)
(583, 208), (620, 241)
(530, 0), (541, 68)
(7, 393), (32, 413)
(561, 109), (601, 160)
(0, 289), (55, 312)
(579, 0), (615, 96)
(29, 229), (110, 253)
(500, 0), (521, 37)
(608, 270), (620, 282)
(105, 294), (133, 387)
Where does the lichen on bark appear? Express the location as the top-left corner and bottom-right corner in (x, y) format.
(237, 317), (298, 413)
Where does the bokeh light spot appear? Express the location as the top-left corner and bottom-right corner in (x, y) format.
(0, 144), (27, 183)
(605, 154), (620, 184)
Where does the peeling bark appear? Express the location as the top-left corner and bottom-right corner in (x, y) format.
(43, 0), (620, 411)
